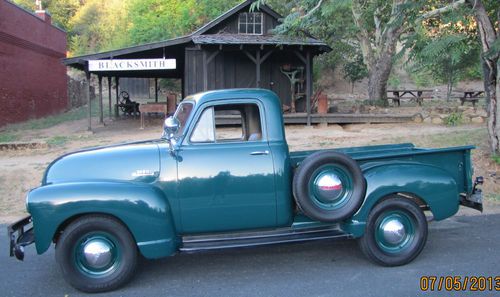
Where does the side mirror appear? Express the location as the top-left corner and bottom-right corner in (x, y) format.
(163, 116), (180, 139)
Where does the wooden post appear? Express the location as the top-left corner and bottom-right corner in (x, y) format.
(107, 77), (112, 118)
(115, 77), (119, 118)
(155, 78), (158, 102)
(256, 49), (261, 87)
(203, 50), (208, 91)
(306, 50), (312, 126)
(98, 75), (103, 124)
(85, 70), (92, 131)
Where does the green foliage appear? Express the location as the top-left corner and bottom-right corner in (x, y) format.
(69, 0), (131, 55)
(387, 74), (401, 89)
(492, 155), (500, 165)
(343, 53), (369, 90)
(444, 112), (463, 126)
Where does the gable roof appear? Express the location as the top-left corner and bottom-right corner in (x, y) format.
(63, 0), (330, 69)
(192, 0), (282, 36)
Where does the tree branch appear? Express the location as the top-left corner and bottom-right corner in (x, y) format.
(420, 0), (466, 20)
(298, 0), (324, 20)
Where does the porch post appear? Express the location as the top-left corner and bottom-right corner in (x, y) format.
(107, 77), (112, 118)
(306, 50), (312, 126)
(98, 75), (103, 124)
(115, 77), (119, 118)
(85, 70), (92, 131)
(155, 78), (158, 102)
(256, 49), (261, 87)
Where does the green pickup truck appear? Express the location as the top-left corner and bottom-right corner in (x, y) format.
(9, 89), (483, 292)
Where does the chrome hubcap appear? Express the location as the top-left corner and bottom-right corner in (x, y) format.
(381, 219), (406, 245)
(314, 173), (343, 202)
(82, 239), (113, 269)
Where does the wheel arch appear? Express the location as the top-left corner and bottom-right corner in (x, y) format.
(342, 163), (460, 237)
(27, 181), (179, 259)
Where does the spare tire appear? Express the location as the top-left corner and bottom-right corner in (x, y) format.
(293, 151), (366, 222)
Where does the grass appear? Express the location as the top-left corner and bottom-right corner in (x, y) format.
(1, 100), (104, 133)
(47, 136), (69, 146)
(382, 128), (487, 149)
(0, 133), (18, 143)
(492, 155), (500, 165)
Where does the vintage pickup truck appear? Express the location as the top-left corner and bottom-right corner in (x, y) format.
(9, 89), (483, 292)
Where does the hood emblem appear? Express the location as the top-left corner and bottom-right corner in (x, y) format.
(132, 169), (156, 177)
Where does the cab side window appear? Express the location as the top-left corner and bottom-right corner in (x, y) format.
(190, 103), (262, 143)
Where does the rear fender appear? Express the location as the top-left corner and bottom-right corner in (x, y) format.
(342, 163), (459, 237)
(27, 181), (178, 259)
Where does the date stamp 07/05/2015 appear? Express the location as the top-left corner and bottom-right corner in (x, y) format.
(420, 276), (500, 292)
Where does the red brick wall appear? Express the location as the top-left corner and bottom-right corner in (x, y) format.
(0, 0), (68, 127)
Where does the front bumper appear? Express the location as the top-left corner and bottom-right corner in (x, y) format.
(8, 215), (35, 261)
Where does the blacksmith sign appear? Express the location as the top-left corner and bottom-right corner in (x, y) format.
(88, 59), (176, 71)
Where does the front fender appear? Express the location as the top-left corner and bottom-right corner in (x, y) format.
(27, 181), (178, 259)
(343, 163), (459, 237)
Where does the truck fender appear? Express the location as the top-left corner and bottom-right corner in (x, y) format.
(342, 163), (459, 237)
(27, 181), (178, 259)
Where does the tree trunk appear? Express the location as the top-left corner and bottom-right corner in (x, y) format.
(467, 0), (499, 154)
(447, 66), (453, 102)
(352, 0), (404, 102)
(368, 60), (392, 102)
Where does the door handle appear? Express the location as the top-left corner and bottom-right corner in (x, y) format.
(250, 150), (269, 156)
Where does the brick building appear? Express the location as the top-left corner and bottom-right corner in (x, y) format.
(0, 0), (68, 127)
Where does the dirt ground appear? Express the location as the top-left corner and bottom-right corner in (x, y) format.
(1, 115), (499, 223)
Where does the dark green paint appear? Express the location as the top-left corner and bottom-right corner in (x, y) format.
(25, 89), (477, 260)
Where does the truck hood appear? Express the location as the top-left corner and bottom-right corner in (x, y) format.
(43, 140), (161, 185)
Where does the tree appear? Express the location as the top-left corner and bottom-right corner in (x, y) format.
(254, 0), (425, 101)
(343, 52), (368, 93)
(422, 0), (499, 153)
(409, 24), (480, 100)
(466, 0), (499, 154)
(127, 0), (240, 45)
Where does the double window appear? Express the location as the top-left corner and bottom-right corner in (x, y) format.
(190, 103), (263, 143)
(238, 12), (263, 35)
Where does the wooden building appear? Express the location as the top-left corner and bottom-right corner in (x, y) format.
(63, 0), (331, 129)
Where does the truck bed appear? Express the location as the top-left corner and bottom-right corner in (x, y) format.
(290, 143), (475, 194)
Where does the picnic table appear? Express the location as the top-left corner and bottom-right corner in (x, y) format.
(387, 89), (434, 106)
(458, 90), (484, 107)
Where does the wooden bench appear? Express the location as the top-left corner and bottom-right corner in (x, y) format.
(139, 103), (168, 129)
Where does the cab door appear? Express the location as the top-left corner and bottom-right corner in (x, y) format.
(176, 101), (276, 234)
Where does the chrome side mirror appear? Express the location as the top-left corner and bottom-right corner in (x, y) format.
(163, 116), (180, 139)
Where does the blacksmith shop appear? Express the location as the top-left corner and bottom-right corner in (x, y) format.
(63, 0), (331, 129)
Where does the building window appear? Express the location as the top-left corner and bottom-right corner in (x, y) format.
(238, 12), (263, 35)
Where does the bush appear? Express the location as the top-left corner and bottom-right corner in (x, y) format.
(444, 112), (463, 126)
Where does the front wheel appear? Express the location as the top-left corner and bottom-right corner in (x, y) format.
(55, 215), (138, 293)
(358, 196), (428, 266)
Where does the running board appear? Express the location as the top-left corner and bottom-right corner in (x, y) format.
(180, 225), (352, 253)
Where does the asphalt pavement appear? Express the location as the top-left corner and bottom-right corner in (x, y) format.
(1, 214), (499, 297)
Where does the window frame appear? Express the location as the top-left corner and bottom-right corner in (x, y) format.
(238, 12), (264, 35)
(184, 99), (266, 146)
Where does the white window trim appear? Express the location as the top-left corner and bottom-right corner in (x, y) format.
(238, 12), (263, 35)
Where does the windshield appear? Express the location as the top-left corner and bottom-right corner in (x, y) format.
(173, 101), (194, 136)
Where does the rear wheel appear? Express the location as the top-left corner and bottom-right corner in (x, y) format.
(358, 196), (428, 266)
(55, 215), (138, 293)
